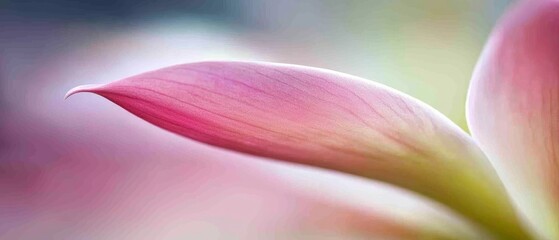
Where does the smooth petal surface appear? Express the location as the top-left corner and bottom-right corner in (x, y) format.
(467, 0), (559, 238)
(70, 61), (530, 239)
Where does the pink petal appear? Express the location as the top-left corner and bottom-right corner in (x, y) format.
(0, 111), (482, 240)
(3, 22), (482, 239)
(467, 1), (559, 238)
(69, 61), (530, 238)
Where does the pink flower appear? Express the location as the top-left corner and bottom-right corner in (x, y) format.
(67, 0), (559, 239)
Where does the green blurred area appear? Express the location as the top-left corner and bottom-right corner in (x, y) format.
(338, 0), (511, 130)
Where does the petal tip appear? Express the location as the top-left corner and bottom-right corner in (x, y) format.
(65, 84), (103, 99)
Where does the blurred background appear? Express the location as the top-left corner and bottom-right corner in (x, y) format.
(0, 0), (514, 239)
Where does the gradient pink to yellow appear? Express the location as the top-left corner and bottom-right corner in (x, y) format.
(65, 0), (559, 239)
(67, 60), (526, 239)
(3, 0), (559, 239)
(1, 4), (479, 240)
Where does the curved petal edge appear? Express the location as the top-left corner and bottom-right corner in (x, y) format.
(70, 61), (531, 239)
(467, 0), (559, 239)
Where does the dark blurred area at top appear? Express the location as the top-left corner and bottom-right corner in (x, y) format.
(0, 0), (239, 24)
